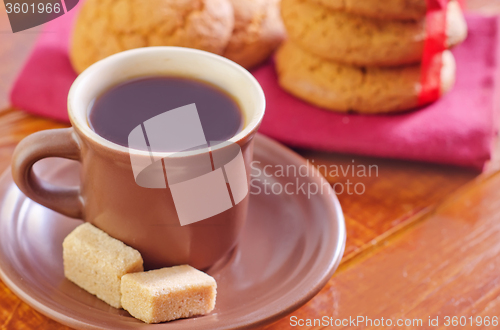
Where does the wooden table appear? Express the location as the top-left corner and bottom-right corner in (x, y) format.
(1, 1), (500, 329)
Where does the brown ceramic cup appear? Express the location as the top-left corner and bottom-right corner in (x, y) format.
(11, 47), (265, 270)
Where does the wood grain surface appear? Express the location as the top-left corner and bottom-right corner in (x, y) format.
(0, 1), (498, 329)
(264, 171), (500, 330)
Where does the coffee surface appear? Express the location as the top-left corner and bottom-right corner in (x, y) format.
(89, 76), (243, 151)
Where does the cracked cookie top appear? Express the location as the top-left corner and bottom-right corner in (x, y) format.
(70, 0), (234, 74)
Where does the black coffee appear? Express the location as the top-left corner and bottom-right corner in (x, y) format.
(89, 76), (243, 151)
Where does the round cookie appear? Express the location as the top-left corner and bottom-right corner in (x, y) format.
(309, 0), (427, 20)
(70, 0), (234, 74)
(275, 42), (456, 114)
(223, 0), (286, 69)
(281, 0), (467, 67)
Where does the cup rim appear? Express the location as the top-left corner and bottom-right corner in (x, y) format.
(67, 46), (266, 157)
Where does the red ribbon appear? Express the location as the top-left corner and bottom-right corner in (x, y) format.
(417, 0), (449, 105)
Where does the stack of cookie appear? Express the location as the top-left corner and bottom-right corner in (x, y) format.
(276, 0), (468, 114)
(70, 0), (285, 73)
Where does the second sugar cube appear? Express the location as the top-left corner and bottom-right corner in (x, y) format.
(121, 265), (217, 323)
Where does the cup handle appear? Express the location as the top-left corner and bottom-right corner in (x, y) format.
(11, 128), (84, 219)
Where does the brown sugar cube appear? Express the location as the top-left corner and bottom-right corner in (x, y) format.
(63, 223), (143, 308)
(121, 265), (217, 323)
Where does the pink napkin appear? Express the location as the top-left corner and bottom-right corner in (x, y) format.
(10, 8), (500, 170)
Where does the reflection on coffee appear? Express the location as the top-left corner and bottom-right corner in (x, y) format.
(89, 76), (244, 151)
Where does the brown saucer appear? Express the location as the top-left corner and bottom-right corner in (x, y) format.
(0, 134), (345, 329)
